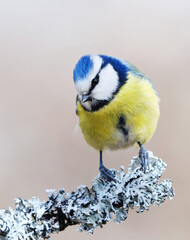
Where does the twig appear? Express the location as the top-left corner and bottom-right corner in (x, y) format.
(0, 151), (174, 239)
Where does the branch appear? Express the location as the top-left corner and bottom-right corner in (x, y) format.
(0, 151), (174, 239)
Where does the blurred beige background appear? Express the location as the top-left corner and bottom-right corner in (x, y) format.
(0, 0), (189, 239)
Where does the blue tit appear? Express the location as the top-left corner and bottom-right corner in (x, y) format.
(73, 54), (160, 181)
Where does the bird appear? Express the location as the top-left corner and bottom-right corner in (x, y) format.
(73, 54), (160, 181)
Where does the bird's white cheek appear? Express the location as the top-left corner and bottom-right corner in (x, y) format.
(92, 64), (119, 100)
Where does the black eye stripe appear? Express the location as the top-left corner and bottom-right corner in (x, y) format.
(91, 75), (99, 86)
(88, 74), (100, 94)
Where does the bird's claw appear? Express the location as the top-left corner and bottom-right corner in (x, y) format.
(139, 145), (150, 173)
(99, 165), (116, 182)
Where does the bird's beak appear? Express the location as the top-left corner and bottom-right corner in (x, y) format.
(82, 94), (91, 103)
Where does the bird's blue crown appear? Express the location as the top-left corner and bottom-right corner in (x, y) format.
(73, 55), (93, 83)
(73, 55), (129, 85)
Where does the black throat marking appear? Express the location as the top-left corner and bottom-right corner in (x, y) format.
(80, 98), (110, 112)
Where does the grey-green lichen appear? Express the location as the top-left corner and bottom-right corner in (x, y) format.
(0, 151), (174, 239)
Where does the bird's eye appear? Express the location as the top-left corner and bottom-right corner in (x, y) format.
(91, 75), (99, 87)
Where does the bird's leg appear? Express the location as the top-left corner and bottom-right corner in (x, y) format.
(137, 142), (149, 173)
(99, 151), (116, 182)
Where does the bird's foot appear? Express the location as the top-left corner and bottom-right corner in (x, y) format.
(139, 144), (150, 173)
(99, 165), (116, 182)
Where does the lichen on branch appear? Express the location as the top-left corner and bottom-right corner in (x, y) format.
(0, 151), (174, 239)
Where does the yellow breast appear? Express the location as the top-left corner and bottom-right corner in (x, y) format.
(76, 73), (160, 151)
